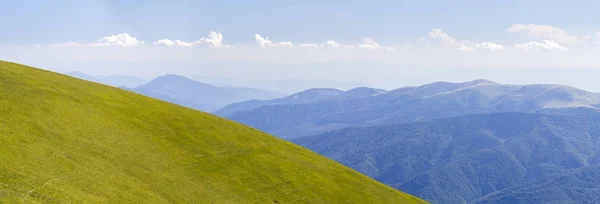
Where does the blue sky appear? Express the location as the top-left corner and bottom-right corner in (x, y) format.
(2, 0), (599, 45)
(2, 0), (600, 90)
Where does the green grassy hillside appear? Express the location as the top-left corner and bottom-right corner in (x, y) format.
(0, 61), (425, 203)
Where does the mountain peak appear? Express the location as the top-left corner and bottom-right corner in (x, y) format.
(143, 74), (213, 88)
(345, 87), (386, 93)
(301, 88), (344, 93)
(466, 79), (497, 85)
(286, 88), (344, 98)
(330, 87), (386, 100)
(156, 74), (190, 80)
(262, 88), (344, 105)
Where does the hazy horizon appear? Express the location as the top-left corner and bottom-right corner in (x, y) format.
(3, 1), (600, 92)
(36, 59), (600, 93)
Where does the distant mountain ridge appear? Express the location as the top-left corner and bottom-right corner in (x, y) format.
(213, 88), (345, 116)
(222, 79), (600, 139)
(192, 76), (367, 94)
(321, 87), (387, 102)
(133, 74), (284, 112)
(214, 78), (600, 203)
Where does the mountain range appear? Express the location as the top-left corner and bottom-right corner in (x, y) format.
(220, 79), (600, 139)
(192, 75), (367, 94)
(294, 112), (600, 203)
(59, 68), (600, 203)
(213, 88), (345, 116)
(132, 74), (284, 112)
(217, 79), (600, 203)
(66, 72), (286, 112)
(0, 60), (425, 203)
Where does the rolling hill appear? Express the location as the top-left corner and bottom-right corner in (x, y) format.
(224, 80), (600, 139)
(294, 112), (600, 203)
(0, 61), (425, 203)
(133, 74), (283, 112)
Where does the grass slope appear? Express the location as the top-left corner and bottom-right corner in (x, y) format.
(0, 61), (425, 203)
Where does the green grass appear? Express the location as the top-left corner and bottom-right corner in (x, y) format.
(0, 61), (426, 203)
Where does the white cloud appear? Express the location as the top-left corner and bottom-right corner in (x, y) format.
(153, 31), (233, 48)
(425, 29), (502, 52)
(428, 28), (457, 46)
(476, 41), (504, 51)
(507, 24), (589, 46)
(299, 43), (320, 48)
(292, 38), (388, 50)
(154, 39), (175, 46)
(197, 31), (233, 48)
(254, 34), (271, 47)
(90, 33), (144, 47)
(422, 29), (473, 51)
(324, 40), (340, 48)
(357, 37), (380, 49)
(50, 33), (144, 47)
(299, 40), (342, 49)
(515, 40), (568, 51)
(269, 38), (377, 49)
(254, 37), (346, 49)
(153, 39), (195, 47)
(456, 44), (475, 52)
(255, 34), (294, 48)
(174, 40), (196, 47)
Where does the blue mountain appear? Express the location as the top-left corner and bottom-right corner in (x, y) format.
(294, 112), (600, 203)
(133, 74), (284, 112)
(224, 80), (600, 139)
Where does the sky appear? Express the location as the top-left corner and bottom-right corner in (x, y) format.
(2, 0), (600, 90)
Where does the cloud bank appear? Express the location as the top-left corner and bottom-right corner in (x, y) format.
(476, 42), (504, 51)
(515, 40), (568, 51)
(51, 33), (144, 47)
(254, 34), (294, 48)
(42, 24), (600, 55)
(507, 24), (590, 46)
(153, 31), (233, 48)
